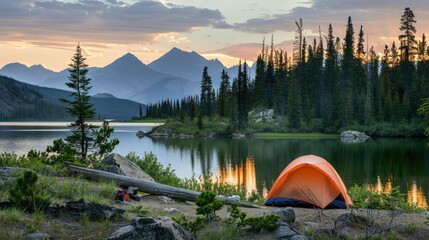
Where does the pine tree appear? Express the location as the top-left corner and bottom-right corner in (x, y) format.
(237, 61), (249, 129)
(315, 26), (324, 118)
(61, 44), (98, 161)
(218, 70), (230, 118)
(51, 44), (118, 164)
(253, 39), (267, 108)
(380, 44), (392, 121)
(399, 7), (417, 116)
(322, 24), (337, 127)
(200, 66), (214, 116)
(399, 7), (418, 62)
(230, 78), (239, 129)
(417, 34), (429, 102)
(338, 16), (355, 127)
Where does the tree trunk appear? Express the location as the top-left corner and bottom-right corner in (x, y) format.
(65, 162), (259, 208)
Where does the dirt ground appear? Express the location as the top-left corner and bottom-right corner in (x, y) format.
(121, 195), (429, 240)
(2, 194), (429, 239)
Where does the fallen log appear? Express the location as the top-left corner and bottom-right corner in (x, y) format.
(65, 162), (259, 208)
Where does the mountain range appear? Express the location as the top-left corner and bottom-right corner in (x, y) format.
(0, 48), (256, 104)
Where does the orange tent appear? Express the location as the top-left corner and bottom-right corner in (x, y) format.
(265, 155), (352, 209)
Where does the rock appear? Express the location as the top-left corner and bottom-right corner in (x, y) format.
(150, 128), (172, 137)
(47, 198), (124, 221)
(163, 208), (183, 214)
(335, 213), (369, 238)
(103, 165), (125, 175)
(232, 133), (246, 138)
(25, 232), (52, 240)
(340, 131), (370, 139)
(136, 130), (146, 138)
(159, 196), (175, 204)
(251, 109), (274, 117)
(275, 222), (308, 240)
(106, 217), (195, 240)
(340, 131), (370, 143)
(421, 211), (429, 216)
(106, 225), (136, 239)
(289, 236), (309, 240)
(205, 133), (217, 138)
(264, 207), (296, 223)
(177, 134), (194, 138)
(101, 153), (154, 181)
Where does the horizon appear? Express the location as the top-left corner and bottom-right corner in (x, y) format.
(1, 1), (429, 71)
(0, 48), (255, 72)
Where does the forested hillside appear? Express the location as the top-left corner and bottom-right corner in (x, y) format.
(0, 76), (68, 120)
(0, 75), (144, 120)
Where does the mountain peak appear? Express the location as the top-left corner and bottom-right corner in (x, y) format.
(120, 52), (140, 61)
(2, 62), (28, 69)
(107, 52), (145, 68)
(169, 47), (182, 53)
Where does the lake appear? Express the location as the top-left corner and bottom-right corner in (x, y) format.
(1, 122), (428, 208)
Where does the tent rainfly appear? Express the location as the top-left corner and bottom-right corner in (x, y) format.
(265, 155), (352, 209)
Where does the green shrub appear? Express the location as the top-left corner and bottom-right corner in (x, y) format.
(226, 203), (247, 227)
(226, 202), (279, 233)
(196, 191), (224, 222)
(127, 152), (183, 187)
(182, 174), (247, 200)
(243, 214), (279, 232)
(0, 151), (67, 176)
(348, 184), (423, 212)
(173, 215), (205, 238)
(130, 205), (151, 217)
(9, 171), (50, 212)
(400, 223), (418, 235)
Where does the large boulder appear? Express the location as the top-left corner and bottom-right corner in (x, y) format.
(276, 222), (309, 240)
(340, 131), (370, 143)
(264, 207), (295, 223)
(106, 217), (194, 240)
(101, 153), (154, 181)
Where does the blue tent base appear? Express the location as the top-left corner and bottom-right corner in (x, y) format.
(265, 197), (347, 209)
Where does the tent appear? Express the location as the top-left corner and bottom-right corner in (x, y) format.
(265, 155), (352, 209)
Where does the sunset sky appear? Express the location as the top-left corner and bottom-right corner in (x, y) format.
(1, 0), (429, 71)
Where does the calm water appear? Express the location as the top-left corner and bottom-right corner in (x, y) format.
(1, 122), (428, 208)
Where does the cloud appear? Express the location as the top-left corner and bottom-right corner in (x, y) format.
(0, 0), (227, 45)
(204, 40), (295, 62)
(232, 0), (429, 50)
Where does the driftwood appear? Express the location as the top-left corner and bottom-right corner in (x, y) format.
(65, 162), (259, 208)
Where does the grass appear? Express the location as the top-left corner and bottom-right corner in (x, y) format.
(198, 222), (242, 240)
(128, 118), (167, 123)
(0, 208), (29, 225)
(37, 176), (117, 205)
(0, 177), (120, 239)
(253, 132), (338, 139)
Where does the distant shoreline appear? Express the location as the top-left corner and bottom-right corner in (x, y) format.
(0, 121), (162, 127)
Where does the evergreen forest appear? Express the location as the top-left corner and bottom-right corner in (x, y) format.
(146, 8), (429, 136)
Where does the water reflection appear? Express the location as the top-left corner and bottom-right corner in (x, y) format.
(217, 156), (258, 196)
(2, 124), (429, 209)
(367, 176), (428, 209)
(408, 181), (428, 209)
